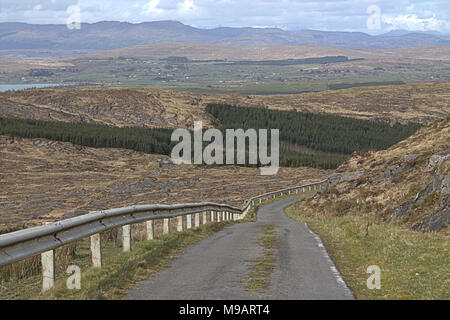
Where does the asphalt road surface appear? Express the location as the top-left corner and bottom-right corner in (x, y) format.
(126, 196), (354, 300)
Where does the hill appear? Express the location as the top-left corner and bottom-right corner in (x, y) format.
(1, 83), (449, 128)
(1, 21), (450, 58)
(0, 134), (329, 232)
(292, 116), (449, 232)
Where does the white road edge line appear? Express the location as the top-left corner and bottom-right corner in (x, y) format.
(304, 222), (354, 298)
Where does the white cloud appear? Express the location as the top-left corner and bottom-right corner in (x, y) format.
(176, 0), (200, 17)
(143, 0), (164, 15)
(178, 0), (196, 12)
(0, 0), (449, 34)
(382, 13), (450, 32)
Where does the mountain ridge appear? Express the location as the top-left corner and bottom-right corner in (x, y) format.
(1, 20), (450, 57)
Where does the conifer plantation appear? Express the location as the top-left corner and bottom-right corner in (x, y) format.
(0, 103), (421, 170)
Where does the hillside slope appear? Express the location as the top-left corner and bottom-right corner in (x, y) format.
(1, 83), (449, 127)
(0, 135), (328, 232)
(296, 116), (449, 232)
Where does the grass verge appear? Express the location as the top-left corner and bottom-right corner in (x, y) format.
(285, 203), (450, 299)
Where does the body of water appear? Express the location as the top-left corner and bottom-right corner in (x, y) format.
(0, 83), (72, 92)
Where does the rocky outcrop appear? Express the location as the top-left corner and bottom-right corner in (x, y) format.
(328, 171), (365, 187)
(389, 200), (415, 222)
(372, 162), (413, 183)
(411, 196), (449, 232)
(390, 150), (449, 231)
(425, 150), (450, 172)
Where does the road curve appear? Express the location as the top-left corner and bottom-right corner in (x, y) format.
(126, 196), (354, 300)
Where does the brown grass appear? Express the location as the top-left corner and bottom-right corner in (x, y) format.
(1, 82), (449, 130)
(0, 135), (330, 230)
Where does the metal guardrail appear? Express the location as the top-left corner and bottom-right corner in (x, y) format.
(0, 179), (328, 291)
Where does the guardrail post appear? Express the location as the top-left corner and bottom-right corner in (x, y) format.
(222, 211), (226, 221)
(146, 220), (154, 240)
(210, 211), (215, 222)
(203, 211), (207, 225)
(195, 213), (200, 227)
(123, 225), (131, 252)
(296, 189), (298, 194)
(90, 233), (102, 268)
(217, 212), (221, 222)
(187, 215), (192, 229)
(163, 218), (169, 234)
(177, 216), (183, 232)
(41, 250), (55, 292)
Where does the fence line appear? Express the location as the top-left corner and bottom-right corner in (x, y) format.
(0, 179), (328, 292)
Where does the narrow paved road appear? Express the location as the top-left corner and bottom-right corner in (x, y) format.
(126, 197), (353, 300)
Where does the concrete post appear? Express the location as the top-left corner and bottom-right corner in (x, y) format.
(41, 250), (55, 292)
(177, 216), (183, 232)
(303, 187), (306, 192)
(210, 211), (214, 222)
(195, 213), (200, 227)
(222, 211), (226, 221)
(163, 218), (169, 234)
(123, 224), (131, 252)
(146, 220), (154, 240)
(90, 233), (102, 268)
(259, 198), (262, 204)
(203, 211), (207, 225)
(217, 212), (221, 222)
(187, 214), (192, 229)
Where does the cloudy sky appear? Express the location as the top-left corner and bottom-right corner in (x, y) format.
(1, 0), (449, 34)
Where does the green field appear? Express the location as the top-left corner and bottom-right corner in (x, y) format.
(4, 54), (450, 95)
